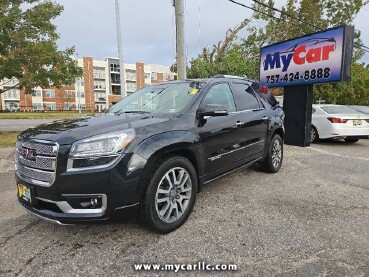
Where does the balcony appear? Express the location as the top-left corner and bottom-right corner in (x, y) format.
(126, 74), (136, 81)
(95, 97), (106, 102)
(3, 94), (20, 100)
(94, 85), (106, 91)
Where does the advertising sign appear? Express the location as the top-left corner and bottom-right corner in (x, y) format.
(259, 25), (354, 87)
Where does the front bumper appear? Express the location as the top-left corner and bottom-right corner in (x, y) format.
(15, 152), (148, 224)
(18, 198), (139, 224)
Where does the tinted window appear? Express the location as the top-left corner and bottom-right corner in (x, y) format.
(202, 83), (236, 113)
(232, 83), (260, 111)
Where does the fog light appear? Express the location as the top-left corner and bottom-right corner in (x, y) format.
(90, 197), (99, 208)
(67, 196), (103, 209)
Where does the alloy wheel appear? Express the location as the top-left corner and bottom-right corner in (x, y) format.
(310, 128), (317, 143)
(271, 139), (282, 169)
(155, 167), (192, 223)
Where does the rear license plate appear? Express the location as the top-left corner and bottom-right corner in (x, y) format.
(17, 184), (33, 205)
(353, 120), (362, 126)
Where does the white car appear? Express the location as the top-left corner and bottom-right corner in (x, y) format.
(311, 105), (369, 143)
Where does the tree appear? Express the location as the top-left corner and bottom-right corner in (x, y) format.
(188, 19), (258, 79)
(0, 0), (82, 94)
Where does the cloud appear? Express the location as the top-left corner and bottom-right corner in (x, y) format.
(54, 0), (369, 65)
(54, 0), (252, 65)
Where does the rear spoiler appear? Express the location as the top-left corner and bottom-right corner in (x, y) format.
(251, 82), (278, 107)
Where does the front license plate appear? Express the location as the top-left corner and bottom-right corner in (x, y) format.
(353, 120), (362, 126)
(17, 184), (33, 205)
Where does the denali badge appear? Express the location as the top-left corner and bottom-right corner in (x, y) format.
(21, 148), (37, 161)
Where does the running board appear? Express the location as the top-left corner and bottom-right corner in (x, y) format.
(203, 157), (263, 186)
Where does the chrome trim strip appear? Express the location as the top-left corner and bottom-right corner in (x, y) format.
(204, 157), (263, 185)
(19, 203), (67, 225)
(208, 140), (265, 161)
(36, 194), (107, 215)
(16, 170), (50, 187)
(66, 155), (120, 172)
(229, 108), (266, 115)
(115, 202), (140, 210)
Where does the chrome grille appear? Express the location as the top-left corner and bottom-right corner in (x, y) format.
(16, 140), (58, 186)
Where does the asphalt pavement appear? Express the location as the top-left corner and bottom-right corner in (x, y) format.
(0, 119), (54, 131)
(1, 140), (369, 276)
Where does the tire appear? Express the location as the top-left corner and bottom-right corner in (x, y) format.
(260, 134), (283, 173)
(139, 156), (197, 234)
(310, 126), (319, 143)
(344, 138), (359, 143)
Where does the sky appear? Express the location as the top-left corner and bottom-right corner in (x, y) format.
(54, 0), (369, 66)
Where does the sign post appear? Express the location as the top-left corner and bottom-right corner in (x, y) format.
(259, 25), (354, 147)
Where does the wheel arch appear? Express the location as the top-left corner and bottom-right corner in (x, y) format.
(134, 131), (203, 198)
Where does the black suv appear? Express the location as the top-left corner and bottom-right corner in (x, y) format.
(16, 76), (284, 233)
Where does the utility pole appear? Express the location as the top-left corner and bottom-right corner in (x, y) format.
(173, 0), (187, 80)
(77, 77), (81, 114)
(115, 0), (126, 98)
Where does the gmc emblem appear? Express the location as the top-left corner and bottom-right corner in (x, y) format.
(21, 148), (37, 161)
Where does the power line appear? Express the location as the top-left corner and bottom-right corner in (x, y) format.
(226, 0), (369, 53)
(249, 0), (369, 52)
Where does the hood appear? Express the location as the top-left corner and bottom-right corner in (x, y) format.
(18, 113), (172, 145)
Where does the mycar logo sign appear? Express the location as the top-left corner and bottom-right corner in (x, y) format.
(259, 25), (354, 87)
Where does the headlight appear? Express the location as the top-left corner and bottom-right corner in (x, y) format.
(67, 129), (135, 171)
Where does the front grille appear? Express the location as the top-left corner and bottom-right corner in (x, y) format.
(16, 140), (58, 186)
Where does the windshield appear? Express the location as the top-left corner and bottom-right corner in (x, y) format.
(321, 105), (363, 115)
(108, 81), (204, 114)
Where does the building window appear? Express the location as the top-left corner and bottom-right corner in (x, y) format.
(94, 69), (105, 79)
(77, 104), (86, 110)
(45, 103), (56, 111)
(4, 90), (20, 99)
(77, 91), (85, 98)
(63, 90), (74, 98)
(45, 90), (55, 98)
(163, 73), (167, 81)
(127, 84), (137, 92)
(94, 81), (105, 89)
(111, 75), (120, 84)
(32, 103), (43, 110)
(63, 103), (74, 110)
(151, 73), (157, 80)
(110, 63), (120, 73)
(144, 73), (151, 79)
(126, 71), (136, 80)
(32, 89), (42, 97)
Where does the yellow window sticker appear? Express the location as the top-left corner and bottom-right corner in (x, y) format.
(190, 89), (199, 95)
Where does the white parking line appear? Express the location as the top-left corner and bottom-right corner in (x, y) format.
(309, 147), (369, 162)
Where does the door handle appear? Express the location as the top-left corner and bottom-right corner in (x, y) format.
(236, 121), (245, 127)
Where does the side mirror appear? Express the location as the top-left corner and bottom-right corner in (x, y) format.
(198, 104), (228, 118)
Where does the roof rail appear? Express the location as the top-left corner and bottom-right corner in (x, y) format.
(212, 74), (248, 79)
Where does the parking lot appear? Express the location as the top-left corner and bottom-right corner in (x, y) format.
(1, 140), (369, 276)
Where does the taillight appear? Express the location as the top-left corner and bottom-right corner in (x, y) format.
(259, 85), (269, 94)
(327, 117), (348, 123)
(365, 119), (369, 123)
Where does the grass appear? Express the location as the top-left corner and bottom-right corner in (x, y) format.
(0, 131), (19, 147)
(0, 111), (92, 119)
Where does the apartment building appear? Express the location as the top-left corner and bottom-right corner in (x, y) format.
(0, 57), (174, 112)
